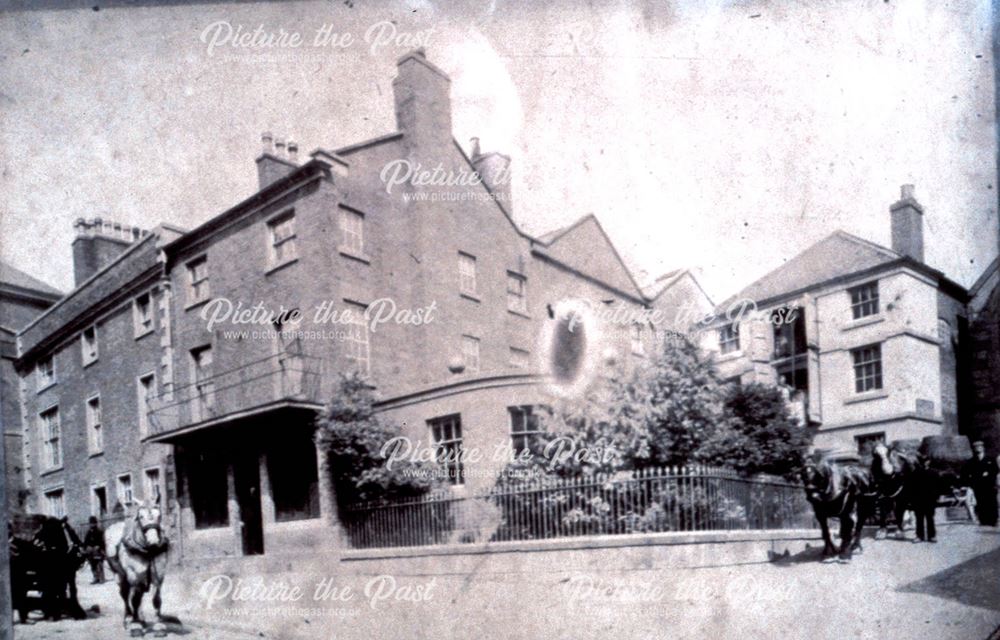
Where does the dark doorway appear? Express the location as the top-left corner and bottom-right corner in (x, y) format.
(233, 452), (264, 556)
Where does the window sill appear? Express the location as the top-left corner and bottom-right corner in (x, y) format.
(82, 357), (99, 369)
(184, 297), (210, 312)
(134, 327), (154, 341)
(507, 309), (531, 319)
(844, 390), (889, 405)
(40, 466), (63, 476)
(266, 257), (299, 276)
(338, 247), (371, 264)
(36, 381), (57, 395)
(460, 292), (481, 303)
(89, 450), (104, 458)
(842, 315), (884, 332)
(715, 350), (743, 363)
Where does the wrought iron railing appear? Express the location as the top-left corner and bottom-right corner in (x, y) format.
(147, 351), (324, 436)
(341, 466), (816, 550)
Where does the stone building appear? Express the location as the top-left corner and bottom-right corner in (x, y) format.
(1, 262), (61, 514)
(12, 51), (710, 562)
(701, 186), (973, 455)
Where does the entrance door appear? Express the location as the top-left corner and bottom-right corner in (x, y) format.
(233, 453), (264, 556)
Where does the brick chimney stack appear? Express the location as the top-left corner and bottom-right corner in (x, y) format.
(72, 218), (150, 286)
(393, 49), (453, 154)
(256, 131), (297, 190)
(470, 137), (513, 213)
(890, 183), (924, 262)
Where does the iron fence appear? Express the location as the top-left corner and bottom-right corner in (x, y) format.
(341, 465), (816, 550)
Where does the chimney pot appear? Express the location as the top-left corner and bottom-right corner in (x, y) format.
(901, 184), (915, 200)
(287, 140), (299, 162)
(275, 137), (286, 157)
(261, 131), (274, 154)
(470, 137), (481, 160)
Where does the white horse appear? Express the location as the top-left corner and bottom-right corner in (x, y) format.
(104, 499), (170, 636)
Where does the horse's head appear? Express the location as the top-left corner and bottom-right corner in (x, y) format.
(801, 457), (832, 503)
(871, 443), (893, 477)
(132, 500), (164, 548)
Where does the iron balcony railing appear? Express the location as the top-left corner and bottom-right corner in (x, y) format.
(341, 465), (816, 550)
(147, 351), (324, 436)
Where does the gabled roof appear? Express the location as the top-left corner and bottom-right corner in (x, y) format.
(0, 261), (62, 298)
(534, 214), (646, 300)
(717, 230), (965, 312)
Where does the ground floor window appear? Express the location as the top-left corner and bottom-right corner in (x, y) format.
(509, 406), (544, 455)
(855, 432), (886, 458)
(190, 451), (229, 529)
(91, 485), (108, 518)
(44, 488), (65, 518)
(428, 414), (464, 485)
(268, 437), (320, 522)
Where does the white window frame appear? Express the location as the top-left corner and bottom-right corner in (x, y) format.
(90, 483), (109, 518)
(631, 323), (645, 355)
(39, 405), (61, 471)
(86, 393), (103, 455)
(117, 473), (134, 508)
(36, 355), (56, 391)
(81, 325), (99, 365)
(851, 343), (884, 393)
(719, 323), (740, 355)
(339, 207), (365, 257)
(186, 255), (210, 306)
(509, 347), (529, 369)
(506, 272), (527, 314)
(143, 466), (162, 503)
(43, 487), (65, 518)
(133, 290), (155, 338)
(509, 405), (544, 455)
(458, 252), (477, 297)
(428, 414), (464, 486)
(344, 301), (371, 373)
(462, 335), (480, 373)
(267, 210), (298, 268)
(849, 281), (880, 320)
(137, 372), (157, 438)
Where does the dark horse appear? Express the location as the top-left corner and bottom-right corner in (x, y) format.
(9, 517), (87, 623)
(801, 455), (874, 562)
(870, 443), (922, 539)
(105, 501), (170, 636)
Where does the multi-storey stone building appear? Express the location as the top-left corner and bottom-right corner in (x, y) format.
(701, 186), (974, 456)
(12, 50), (711, 562)
(1, 262), (61, 514)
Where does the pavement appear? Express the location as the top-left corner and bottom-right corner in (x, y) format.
(11, 523), (1000, 640)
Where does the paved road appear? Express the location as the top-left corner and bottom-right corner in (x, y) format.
(12, 523), (1000, 640)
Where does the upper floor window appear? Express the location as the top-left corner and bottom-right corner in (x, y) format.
(44, 488), (65, 518)
(344, 302), (370, 373)
(36, 356), (55, 390)
(772, 307), (806, 359)
(849, 281), (879, 319)
(719, 323), (740, 355)
(117, 473), (134, 508)
(428, 414), (464, 486)
(851, 344), (883, 393)
(86, 395), (102, 455)
(462, 335), (480, 373)
(631, 323), (645, 355)
(133, 291), (154, 337)
(340, 208), (365, 257)
(186, 256), (210, 306)
(143, 467), (162, 503)
(190, 345), (215, 420)
(81, 325), (98, 365)
(509, 347), (529, 369)
(137, 372), (156, 438)
(39, 406), (61, 470)
(506, 272), (526, 314)
(458, 252), (477, 297)
(509, 405), (543, 455)
(268, 212), (297, 267)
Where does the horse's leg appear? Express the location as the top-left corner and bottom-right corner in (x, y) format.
(875, 496), (888, 539)
(894, 500), (907, 538)
(119, 578), (132, 628)
(818, 516), (836, 558)
(838, 511), (855, 561)
(130, 586), (146, 626)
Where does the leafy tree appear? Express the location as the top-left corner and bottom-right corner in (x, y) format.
(314, 372), (440, 505)
(696, 382), (813, 478)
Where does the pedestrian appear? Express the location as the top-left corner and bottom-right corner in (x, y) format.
(962, 440), (999, 526)
(83, 516), (106, 584)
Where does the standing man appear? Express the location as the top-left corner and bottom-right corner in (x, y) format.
(82, 516), (106, 584)
(963, 440), (999, 526)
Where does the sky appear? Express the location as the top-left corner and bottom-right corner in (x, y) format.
(0, 0), (997, 303)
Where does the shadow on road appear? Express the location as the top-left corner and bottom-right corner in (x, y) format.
(897, 546), (1000, 612)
